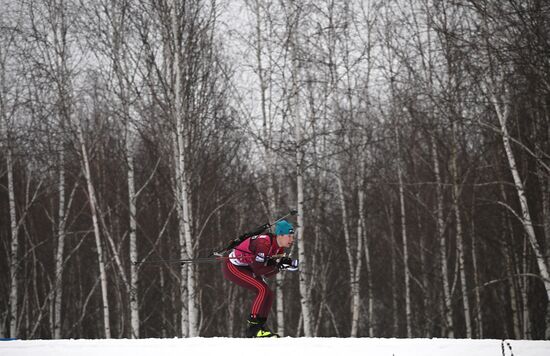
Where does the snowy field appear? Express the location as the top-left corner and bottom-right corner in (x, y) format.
(1, 338), (549, 356)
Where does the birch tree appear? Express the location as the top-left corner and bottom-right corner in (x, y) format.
(3, 54), (20, 340)
(396, 125), (412, 338)
(170, 0), (197, 335)
(245, 0), (287, 335)
(449, 118), (472, 338)
(75, 110), (112, 338)
(489, 81), (550, 312)
(338, 0), (374, 337)
(46, 0), (73, 339)
(287, 0), (313, 336)
(461, 0), (550, 336)
(381, 3), (412, 336)
(100, 0), (142, 337)
(21, 0), (83, 338)
(1, 6), (22, 337)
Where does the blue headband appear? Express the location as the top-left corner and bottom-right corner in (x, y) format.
(275, 220), (294, 235)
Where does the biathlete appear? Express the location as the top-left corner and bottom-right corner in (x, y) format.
(222, 219), (299, 337)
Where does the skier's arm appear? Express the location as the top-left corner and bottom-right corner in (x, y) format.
(249, 239), (279, 276)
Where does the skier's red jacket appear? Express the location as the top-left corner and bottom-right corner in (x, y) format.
(229, 233), (283, 277)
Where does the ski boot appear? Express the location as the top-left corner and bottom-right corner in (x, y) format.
(246, 316), (279, 338)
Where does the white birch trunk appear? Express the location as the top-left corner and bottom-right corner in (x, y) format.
(173, 133), (189, 336)
(250, 0), (284, 336)
(471, 211), (483, 338)
(542, 172), (550, 338)
(7, 128), (18, 338)
(0, 48), (8, 338)
(396, 129), (412, 338)
(504, 239), (521, 339)
(48, 0), (71, 338)
(183, 188), (198, 337)
(537, 108), (550, 338)
(337, 177), (362, 337)
(398, 158), (412, 338)
(432, 136), (454, 336)
(289, 1), (313, 336)
(172, 1), (188, 338)
(521, 239), (531, 338)
(470, 184), (483, 339)
(274, 229), (285, 336)
(270, 177), (284, 336)
(53, 149), (66, 339)
(490, 87), (550, 307)
(415, 202), (428, 336)
(469, 185), (483, 338)
(296, 139), (313, 336)
(354, 218), (364, 337)
(110, 0), (140, 337)
(342, 3), (364, 335)
(77, 121), (111, 338)
(1, 62), (18, 336)
(450, 122), (472, 338)
(294, 98), (313, 336)
(359, 181), (373, 337)
(171, 0), (198, 336)
(127, 137), (139, 338)
(386, 203), (399, 335)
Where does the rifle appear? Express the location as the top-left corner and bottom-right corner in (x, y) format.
(211, 210), (297, 256)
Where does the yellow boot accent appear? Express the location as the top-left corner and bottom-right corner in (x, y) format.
(255, 329), (279, 338)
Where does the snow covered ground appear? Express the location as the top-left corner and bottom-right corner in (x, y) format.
(1, 337), (549, 356)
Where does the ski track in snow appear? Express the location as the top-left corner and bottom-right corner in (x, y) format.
(1, 338), (549, 356)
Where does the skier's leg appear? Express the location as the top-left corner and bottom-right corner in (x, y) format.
(256, 279), (274, 318)
(222, 261), (269, 317)
(222, 261), (278, 337)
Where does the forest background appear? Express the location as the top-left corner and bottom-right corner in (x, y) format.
(1, 0), (550, 340)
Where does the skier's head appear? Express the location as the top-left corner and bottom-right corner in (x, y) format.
(275, 220), (294, 248)
(275, 220), (294, 236)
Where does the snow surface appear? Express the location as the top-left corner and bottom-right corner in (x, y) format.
(1, 338), (549, 356)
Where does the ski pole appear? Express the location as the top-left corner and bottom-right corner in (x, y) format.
(179, 253), (286, 265)
(134, 253), (286, 265)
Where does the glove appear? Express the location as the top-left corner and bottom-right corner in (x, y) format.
(255, 253), (280, 267)
(278, 257), (299, 271)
